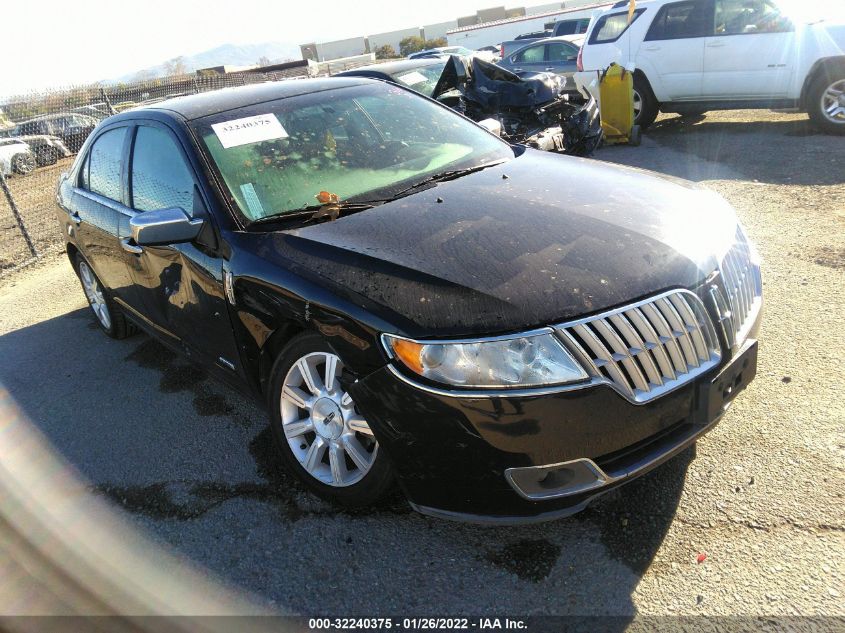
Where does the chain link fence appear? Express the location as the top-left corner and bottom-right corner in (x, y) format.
(0, 56), (388, 276)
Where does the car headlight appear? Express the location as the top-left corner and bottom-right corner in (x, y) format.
(382, 330), (589, 389)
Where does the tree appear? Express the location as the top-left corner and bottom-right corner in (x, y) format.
(423, 37), (447, 49)
(399, 36), (425, 57)
(256, 56), (271, 67)
(164, 56), (189, 76)
(374, 44), (397, 60)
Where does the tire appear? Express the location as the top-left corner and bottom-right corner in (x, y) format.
(629, 125), (642, 147)
(11, 152), (35, 176)
(36, 146), (59, 166)
(74, 254), (136, 339)
(807, 71), (845, 135)
(268, 331), (394, 508)
(633, 74), (659, 130)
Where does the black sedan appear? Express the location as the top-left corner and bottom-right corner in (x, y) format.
(56, 78), (762, 523)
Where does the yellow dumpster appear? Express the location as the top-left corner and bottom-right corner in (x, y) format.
(598, 63), (641, 146)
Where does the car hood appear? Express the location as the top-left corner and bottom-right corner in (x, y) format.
(253, 149), (738, 338)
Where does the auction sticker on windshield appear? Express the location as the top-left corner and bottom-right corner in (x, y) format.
(397, 71), (428, 86)
(211, 114), (289, 148)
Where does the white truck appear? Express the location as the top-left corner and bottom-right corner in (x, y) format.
(576, 0), (845, 134)
(446, 2), (613, 51)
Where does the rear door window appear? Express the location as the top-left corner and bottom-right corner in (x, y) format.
(129, 125), (196, 213)
(714, 0), (793, 35)
(589, 9), (645, 44)
(646, 0), (713, 40)
(86, 127), (127, 201)
(546, 42), (579, 62)
(513, 44), (545, 63)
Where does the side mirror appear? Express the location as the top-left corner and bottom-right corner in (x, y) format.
(130, 208), (204, 246)
(477, 118), (503, 137)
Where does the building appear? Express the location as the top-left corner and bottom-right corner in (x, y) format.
(447, 1), (611, 49)
(299, 2), (572, 62)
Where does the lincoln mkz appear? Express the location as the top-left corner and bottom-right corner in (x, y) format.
(56, 78), (761, 523)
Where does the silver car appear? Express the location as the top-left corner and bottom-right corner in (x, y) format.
(498, 35), (583, 77)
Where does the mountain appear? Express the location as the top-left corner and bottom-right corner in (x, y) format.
(114, 41), (303, 83)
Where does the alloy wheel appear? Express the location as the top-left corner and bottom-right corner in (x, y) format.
(78, 261), (111, 330)
(280, 351), (377, 487)
(821, 79), (845, 124)
(632, 89), (643, 122)
(12, 154), (35, 175)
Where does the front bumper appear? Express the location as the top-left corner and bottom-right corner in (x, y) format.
(349, 334), (759, 525)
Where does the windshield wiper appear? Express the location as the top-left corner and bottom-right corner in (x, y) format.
(249, 200), (386, 227)
(384, 160), (507, 200)
(248, 160), (505, 228)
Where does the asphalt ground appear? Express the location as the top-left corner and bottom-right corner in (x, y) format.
(0, 110), (842, 619)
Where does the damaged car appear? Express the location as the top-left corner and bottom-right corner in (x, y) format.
(340, 55), (602, 156)
(56, 79), (761, 523)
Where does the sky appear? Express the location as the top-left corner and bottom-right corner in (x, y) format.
(2, 0), (506, 95)
(2, 0), (841, 96)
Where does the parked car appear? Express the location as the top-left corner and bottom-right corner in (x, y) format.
(337, 57), (450, 97)
(408, 45), (474, 59)
(10, 135), (72, 166)
(9, 113), (98, 153)
(577, 0), (845, 132)
(56, 78), (761, 523)
(502, 18), (593, 57)
(500, 34), (584, 63)
(0, 138), (36, 176)
(338, 56), (602, 155)
(499, 35), (584, 77)
(71, 104), (112, 120)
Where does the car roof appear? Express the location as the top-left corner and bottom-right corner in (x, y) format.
(514, 34), (585, 48)
(338, 58), (445, 77)
(115, 77), (375, 122)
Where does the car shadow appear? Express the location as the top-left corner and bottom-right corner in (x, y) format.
(599, 112), (843, 187)
(0, 308), (693, 619)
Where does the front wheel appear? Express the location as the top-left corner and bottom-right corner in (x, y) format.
(11, 152), (35, 176)
(633, 74), (659, 130)
(268, 332), (394, 508)
(808, 74), (845, 135)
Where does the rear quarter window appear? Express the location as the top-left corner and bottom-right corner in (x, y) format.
(588, 9), (645, 44)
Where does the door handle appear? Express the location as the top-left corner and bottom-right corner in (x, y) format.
(513, 67), (523, 72)
(545, 67), (556, 71)
(706, 41), (726, 47)
(643, 45), (661, 51)
(120, 237), (143, 255)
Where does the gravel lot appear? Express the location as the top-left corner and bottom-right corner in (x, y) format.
(0, 110), (843, 618)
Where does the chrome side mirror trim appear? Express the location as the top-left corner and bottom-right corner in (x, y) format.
(130, 207), (203, 246)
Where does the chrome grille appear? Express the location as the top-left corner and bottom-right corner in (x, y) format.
(555, 290), (721, 403)
(719, 226), (763, 347)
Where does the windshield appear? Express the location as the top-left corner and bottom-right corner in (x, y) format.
(388, 62), (447, 96)
(194, 82), (512, 222)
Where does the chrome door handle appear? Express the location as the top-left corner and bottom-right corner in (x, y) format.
(706, 41), (726, 47)
(545, 67), (556, 71)
(513, 67), (523, 72)
(120, 237), (143, 254)
(643, 45), (660, 51)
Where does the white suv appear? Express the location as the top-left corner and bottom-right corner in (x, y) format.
(577, 0), (845, 133)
